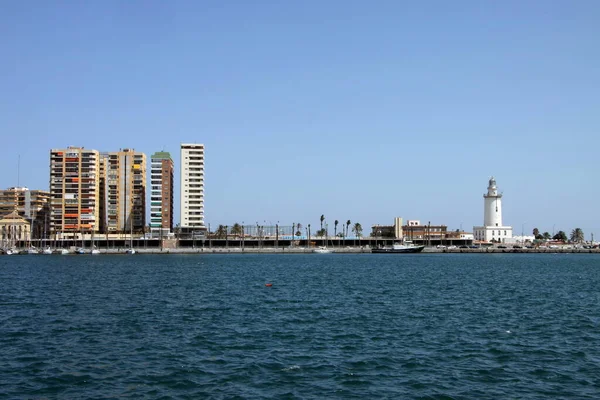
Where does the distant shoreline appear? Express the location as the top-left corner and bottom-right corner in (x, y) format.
(5, 247), (598, 255)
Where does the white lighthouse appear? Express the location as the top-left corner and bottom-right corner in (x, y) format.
(473, 177), (513, 243)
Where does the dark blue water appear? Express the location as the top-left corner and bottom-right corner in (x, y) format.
(1, 254), (599, 399)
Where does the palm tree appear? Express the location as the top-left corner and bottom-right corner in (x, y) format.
(231, 223), (243, 238)
(216, 224), (227, 239)
(553, 231), (568, 241)
(570, 228), (584, 243)
(320, 215), (325, 231)
(533, 227), (539, 237)
(334, 220), (339, 238)
(346, 220), (351, 238)
(542, 232), (551, 240)
(308, 224), (311, 245)
(352, 222), (362, 246)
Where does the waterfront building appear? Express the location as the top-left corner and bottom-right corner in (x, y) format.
(0, 187), (50, 238)
(49, 147), (100, 238)
(180, 143), (205, 236)
(150, 151), (174, 237)
(102, 149), (146, 235)
(0, 211), (31, 247)
(402, 221), (448, 244)
(473, 177), (513, 243)
(371, 217), (404, 238)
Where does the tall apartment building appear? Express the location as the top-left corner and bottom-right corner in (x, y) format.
(49, 147), (100, 237)
(180, 143), (205, 234)
(150, 151), (174, 234)
(103, 149), (146, 234)
(0, 187), (51, 238)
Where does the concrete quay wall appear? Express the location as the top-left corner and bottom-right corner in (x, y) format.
(75, 247), (600, 255)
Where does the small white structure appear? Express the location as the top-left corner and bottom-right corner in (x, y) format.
(473, 177), (513, 243)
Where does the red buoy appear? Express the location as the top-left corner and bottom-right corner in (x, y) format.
(265, 283), (273, 287)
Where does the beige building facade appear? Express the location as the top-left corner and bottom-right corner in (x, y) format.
(102, 149), (146, 234)
(49, 147), (100, 238)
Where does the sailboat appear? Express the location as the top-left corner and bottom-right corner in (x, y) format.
(125, 219), (135, 254)
(25, 217), (39, 254)
(313, 224), (333, 253)
(75, 229), (85, 254)
(42, 214), (52, 254)
(90, 230), (100, 255)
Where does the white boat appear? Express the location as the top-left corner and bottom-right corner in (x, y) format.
(371, 240), (425, 254)
(56, 248), (69, 255)
(26, 247), (39, 255)
(91, 248), (101, 255)
(75, 247), (85, 254)
(42, 247), (53, 255)
(4, 248), (16, 255)
(313, 246), (333, 254)
(125, 248), (136, 255)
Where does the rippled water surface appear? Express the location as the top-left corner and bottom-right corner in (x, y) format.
(1, 253), (600, 399)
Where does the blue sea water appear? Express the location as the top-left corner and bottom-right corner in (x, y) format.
(1, 253), (599, 399)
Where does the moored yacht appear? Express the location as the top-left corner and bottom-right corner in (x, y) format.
(371, 240), (425, 254)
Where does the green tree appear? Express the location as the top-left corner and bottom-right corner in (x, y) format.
(570, 228), (584, 243)
(231, 223), (243, 238)
(352, 222), (363, 238)
(532, 227), (539, 237)
(320, 215), (325, 231)
(334, 220), (339, 237)
(542, 232), (551, 240)
(216, 224), (227, 239)
(316, 228), (326, 237)
(346, 220), (351, 238)
(553, 231), (567, 241)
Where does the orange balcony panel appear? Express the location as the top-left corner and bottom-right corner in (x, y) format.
(64, 213), (79, 218)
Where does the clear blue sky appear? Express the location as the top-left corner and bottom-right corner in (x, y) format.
(1, 1), (599, 238)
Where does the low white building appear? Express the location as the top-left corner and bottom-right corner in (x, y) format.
(505, 235), (535, 244)
(473, 177), (513, 243)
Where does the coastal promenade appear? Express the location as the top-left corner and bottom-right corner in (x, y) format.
(4, 246), (597, 255)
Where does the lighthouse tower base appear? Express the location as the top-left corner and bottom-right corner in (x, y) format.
(473, 226), (513, 243)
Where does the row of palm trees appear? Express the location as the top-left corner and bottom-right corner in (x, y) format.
(206, 216), (364, 240)
(532, 227), (586, 243)
(316, 215), (363, 239)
